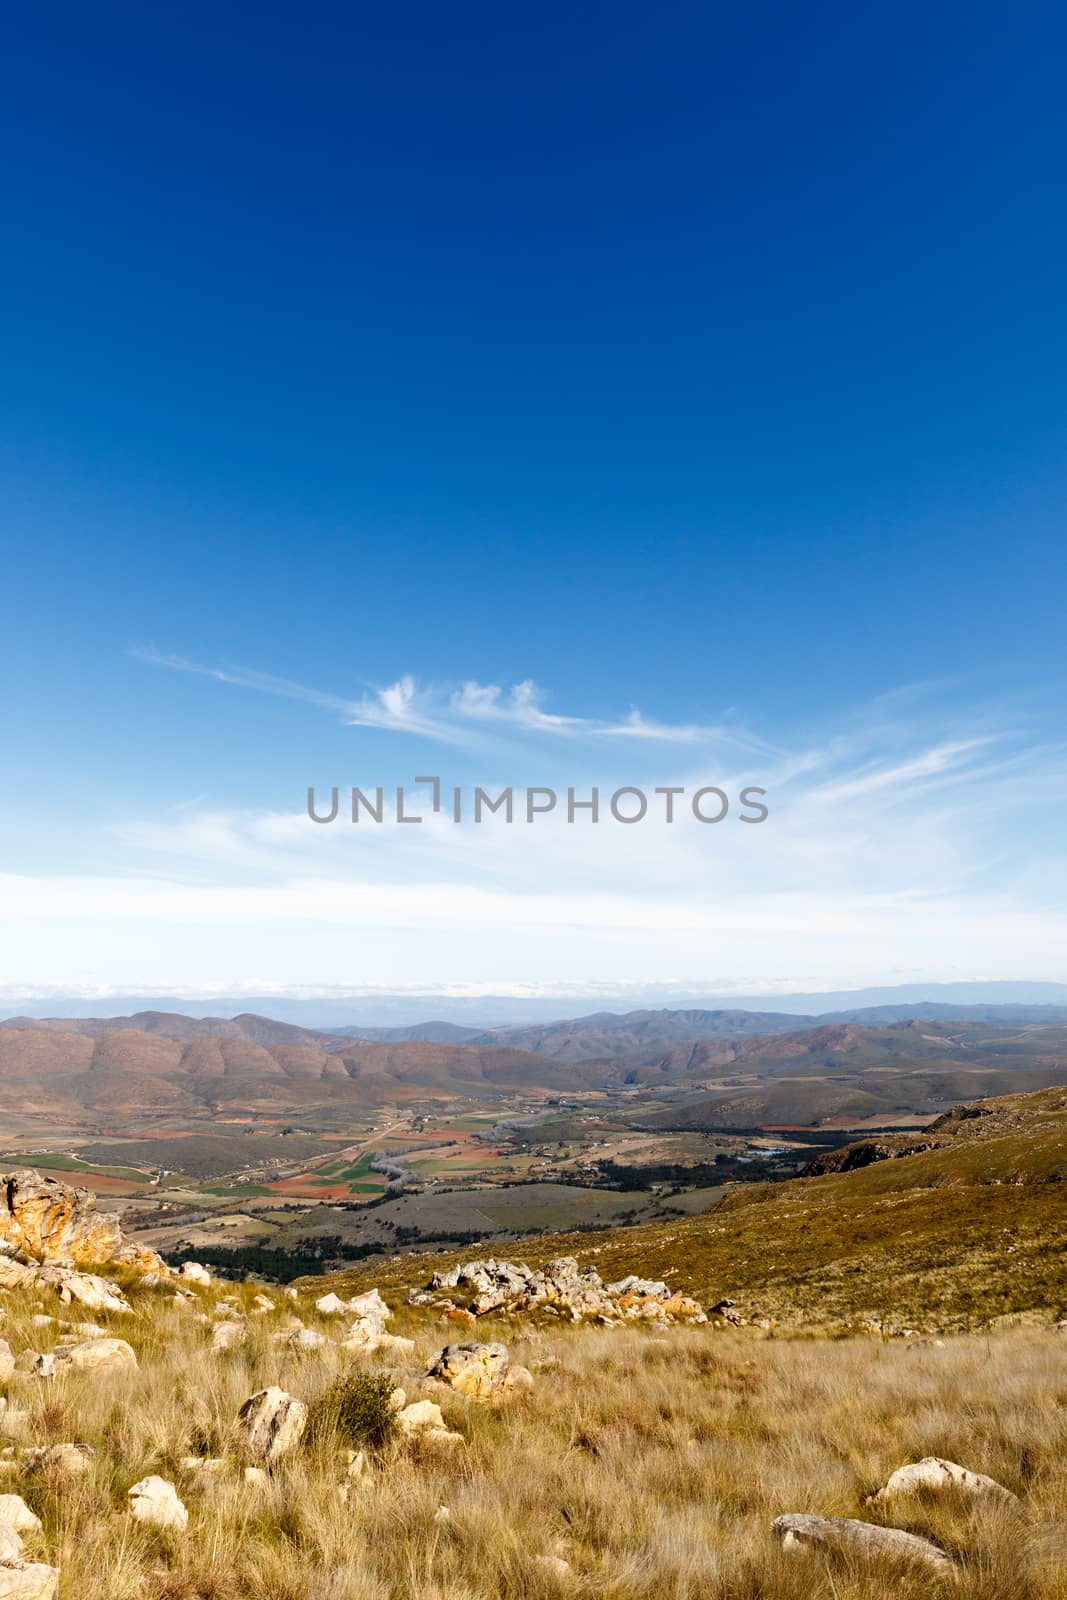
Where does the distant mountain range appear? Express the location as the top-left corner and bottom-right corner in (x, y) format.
(4, 979), (1067, 1030)
(3, 1004), (1066, 1135)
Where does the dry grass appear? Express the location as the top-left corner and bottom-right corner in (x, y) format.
(0, 1273), (1065, 1599)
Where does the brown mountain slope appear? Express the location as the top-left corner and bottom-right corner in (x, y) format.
(0, 1026), (601, 1129)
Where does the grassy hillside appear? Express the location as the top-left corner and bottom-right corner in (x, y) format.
(1, 1265), (1065, 1599)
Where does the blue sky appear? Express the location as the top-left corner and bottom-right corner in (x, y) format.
(1, 2), (1065, 1000)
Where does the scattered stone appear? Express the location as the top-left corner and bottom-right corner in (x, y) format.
(37, 1269), (130, 1317)
(0, 1345), (12, 1384)
(871, 1457), (1021, 1508)
(30, 1357), (54, 1381)
(212, 1322), (246, 1352)
(179, 1263), (211, 1288)
(252, 1295), (275, 1313)
(433, 1504), (451, 1524)
(243, 1466), (269, 1489)
(127, 1475), (188, 1531)
(772, 1513), (954, 1573)
(428, 1341), (509, 1398)
(283, 1328), (326, 1351)
(283, 1287), (299, 1301)
(534, 1554), (574, 1584)
(236, 1387), (308, 1464)
(21, 1445), (92, 1476)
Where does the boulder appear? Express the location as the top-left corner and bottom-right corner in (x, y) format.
(0, 1563), (60, 1600)
(37, 1268), (130, 1316)
(0, 1345), (13, 1385)
(283, 1328), (326, 1351)
(427, 1342), (511, 1399)
(315, 1293), (347, 1316)
(29, 1357), (54, 1381)
(394, 1400), (463, 1445)
(0, 1500), (40, 1535)
(211, 1322), (246, 1353)
(21, 1445), (92, 1476)
(772, 1513), (954, 1573)
(54, 1338), (137, 1373)
(127, 1475), (188, 1531)
(236, 1387), (308, 1464)
(179, 1263), (211, 1288)
(872, 1457), (1021, 1508)
(0, 1518), (23, 1563)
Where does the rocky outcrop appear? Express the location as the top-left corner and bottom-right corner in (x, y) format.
(0, 1170), (167, 1280)
(420, 1257), (706, 1324)
(236, 1387), (308, 1464)
(0, 1171), (121, 1264)
(772, 1513), (954, 1573)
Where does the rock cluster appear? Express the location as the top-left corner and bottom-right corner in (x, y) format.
(417, 1256), (706, 1324)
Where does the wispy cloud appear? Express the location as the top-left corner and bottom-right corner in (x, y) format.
(134, 648), (742, 747)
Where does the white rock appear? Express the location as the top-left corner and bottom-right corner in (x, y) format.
(252, 1295), (275, 1313)
(212, 1322), (246, 1352)
(0, 1562), (61, 1599)
(394, 1400), (463, 1445)
(315, 1293), (347, 1315)
(55, 1338), (137, 1373)
(0, 1497), (41, 1534)
(179, 1263), (211, 1288)
(0, 1343), (12, 1383)
(30, 1356), (55, 1381)
(872, 1457), (1021, 1508)
(243, 1466), (269, 1488)
(284, 1328), (326, 1351)
(236, 1387), (308, 1464)
(127, 1475), (188, 1531)
(0, 1517), (23, 1562)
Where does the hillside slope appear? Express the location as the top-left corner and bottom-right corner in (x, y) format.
(322, 1087), (1067, 1332)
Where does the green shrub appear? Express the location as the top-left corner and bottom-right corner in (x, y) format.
(307, 1371), (398, 1450)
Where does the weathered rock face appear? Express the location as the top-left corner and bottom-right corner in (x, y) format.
(0, 1172), (121, 1265)
(127, 1476), (188, 1531)
(422, 1256), (707, 1325)
(236, 1387), (308, 1464)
